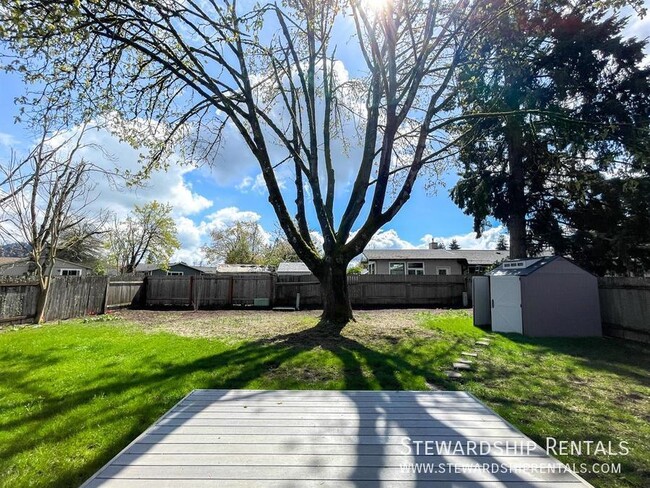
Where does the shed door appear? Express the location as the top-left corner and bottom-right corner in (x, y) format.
(472, 276), (491, 326)
(490, 277), (522, 333)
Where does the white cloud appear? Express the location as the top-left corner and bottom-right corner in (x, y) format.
(44, 124), (214, 220)
(422, 225), (507, 250)
(365, 229), (417, 250)
(236, 176), (254, 192)
(170, 206), (268, 264)
(0, 132), (17, 147)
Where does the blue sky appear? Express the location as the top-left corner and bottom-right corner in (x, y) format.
(1, 3), (649, 263)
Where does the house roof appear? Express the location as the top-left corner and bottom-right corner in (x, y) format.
(135, 263), (160, 272)
(277, 262), (312, 273)
(215, 264), (270, 273)
(136, 262), (215, 273)
(53, 258), (94, 270)
(0, 257), (27, 266)
(361, 249), (510, 266)
(0, 257), (92, 269)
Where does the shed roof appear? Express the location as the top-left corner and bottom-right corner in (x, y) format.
(488, 256), (561, 276)
(362, 249), (509, 265)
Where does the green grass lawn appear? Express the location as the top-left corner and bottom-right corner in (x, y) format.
(0, 310), (648, 488)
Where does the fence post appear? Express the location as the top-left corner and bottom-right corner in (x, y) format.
(228, 276), (234, 306)
(102, 277), (111, 314)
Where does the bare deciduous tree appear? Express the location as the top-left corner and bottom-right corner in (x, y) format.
(2, 0), (508, 327)
(0, 122), (107, 323)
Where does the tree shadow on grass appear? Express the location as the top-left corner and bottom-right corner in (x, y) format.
(0, 320), (581, 487)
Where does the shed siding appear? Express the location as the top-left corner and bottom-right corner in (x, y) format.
(372, 259), (464, 276)
(521, 260), (601, 337)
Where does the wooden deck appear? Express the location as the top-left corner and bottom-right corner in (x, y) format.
(83, 390), (592, 487)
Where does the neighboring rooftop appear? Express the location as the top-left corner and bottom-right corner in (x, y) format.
(0, 257), (27, 266)
(277, 261), (312, 274)
(215, 264), (270, 273)
(361, 249), (510, 265)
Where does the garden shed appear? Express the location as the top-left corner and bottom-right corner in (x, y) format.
(481, 256), (601, 337)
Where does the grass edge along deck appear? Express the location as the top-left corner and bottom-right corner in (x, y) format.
(81, 389), (593, 488)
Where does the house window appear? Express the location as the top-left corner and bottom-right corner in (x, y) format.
(59, 269), (81, 276)
(436, 266), (451, 276)
(389, 262), (405, 275)
(407, 262), (425, 275)
(367, 262), (376, 275)
(167, 271), (184, 276)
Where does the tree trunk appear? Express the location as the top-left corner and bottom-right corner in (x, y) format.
(319, 262), (354, 328)
(504, 66), (527, 260)
(34, 278), (50, 324)
(505, 119), (527, 259)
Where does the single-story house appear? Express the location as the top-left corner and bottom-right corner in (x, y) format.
(277, 262), (313, 276)
(0, 257), (93, 277)
(361, 249), (511, 275)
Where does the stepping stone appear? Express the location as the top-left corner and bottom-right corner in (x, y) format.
(445, 370), (463, 379)
(475, 340), (490, 346)
(461, 352), (478, 357)
(456, 358), (473, 365)
(452, 362), (472, 370)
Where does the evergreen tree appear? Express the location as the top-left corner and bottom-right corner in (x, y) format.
(449, 239), (461, 250)
(450, 0), (650, 264)
(496, 235), (508, 251)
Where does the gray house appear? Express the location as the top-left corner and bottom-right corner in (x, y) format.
(0, 257), (93, 277)
(135, 262), (210, 276)
(482, 256), (601, 337)
(361, 249), (509, 276)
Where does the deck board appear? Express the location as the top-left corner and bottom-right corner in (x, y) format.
(82, 390), (592, 487)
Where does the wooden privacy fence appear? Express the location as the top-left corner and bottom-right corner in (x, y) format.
(599, 277), (650, 343)
(106, 277), (145, 308)
(0, 276), (110, 325)
(0, 275), (146, 325)
(275, 274), (469, 307)
(143, 273), (470, 308)
(145, 274), (275, 308)
(44, 276), (109, 322)
(0, 278), (39, 325)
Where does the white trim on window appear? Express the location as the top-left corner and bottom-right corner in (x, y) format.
(436, 266), (451, 276)
(389, 262), (406, 275)
(167, 271), (184, 276)
(367, 262), (376, 275)
(59, 268), (81, 276)
(407, 262), (425, 275)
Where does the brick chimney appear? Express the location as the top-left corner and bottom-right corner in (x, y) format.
(429, 239), (437, 250)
